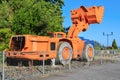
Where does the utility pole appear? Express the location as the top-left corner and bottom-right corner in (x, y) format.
(103, 32), (113, 48)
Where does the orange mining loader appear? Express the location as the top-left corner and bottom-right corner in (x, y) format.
(5, 6), (104, 66)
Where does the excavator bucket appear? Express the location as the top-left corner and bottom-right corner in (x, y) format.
(69, 6), (104, 38)
(85, 6), (104, 24)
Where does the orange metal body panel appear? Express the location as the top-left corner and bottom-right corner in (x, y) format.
(6, 34), (85, 60)
(5, 6), (104, 61)
(68, 6), (104, 38)
(6, 32), (66, 60)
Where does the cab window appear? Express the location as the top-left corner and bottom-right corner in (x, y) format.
(57, 34), (63, 38)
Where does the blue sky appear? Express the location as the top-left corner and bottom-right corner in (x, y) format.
(62, 0), (120, 47)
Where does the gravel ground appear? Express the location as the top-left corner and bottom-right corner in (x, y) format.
(0, 58), (120, 80)
(40, 62), (120, 80)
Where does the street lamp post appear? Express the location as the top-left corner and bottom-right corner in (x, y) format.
(103, 32), (113, 48)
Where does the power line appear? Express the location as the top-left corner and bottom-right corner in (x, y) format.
(103, 32), (113, 48)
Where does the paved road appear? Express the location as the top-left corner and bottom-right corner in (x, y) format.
(41, 62), (120, 80)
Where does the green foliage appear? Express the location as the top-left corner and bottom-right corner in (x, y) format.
(0, 28), (11, 50)
(94, 41), (101, 50)
(112, 39), (118, 49)
(9, 0), (64, 35)
(0, 1), (13, 28)
(45, 0), (64, 8)
(0, 0), (64, 50)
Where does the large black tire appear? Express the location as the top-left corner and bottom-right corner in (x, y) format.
(83, 44), (94, 62)
(57, 42), (72, 65)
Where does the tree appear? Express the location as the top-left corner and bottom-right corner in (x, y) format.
(0, 1), (12, 50)
(0, 28), (11, 50)
(0, 1), (13, 28)
(0, 0), (2, 3)
(0, 0), (64, 35)
(8, 0), (64, 35)
(94, 41), (102, 50)
(112, 39), (118, 49)
(0, 0), (64, 50)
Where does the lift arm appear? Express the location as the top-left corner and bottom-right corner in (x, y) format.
(67, 6), (104, 38)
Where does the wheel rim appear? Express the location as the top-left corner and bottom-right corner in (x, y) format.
(58, 42), (72, 65)
(62, 47), (70, 60)
(88, 47), (93, 58)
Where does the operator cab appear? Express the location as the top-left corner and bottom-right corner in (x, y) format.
(47, 32), (66, 38)
(10, 35), (25, 51)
